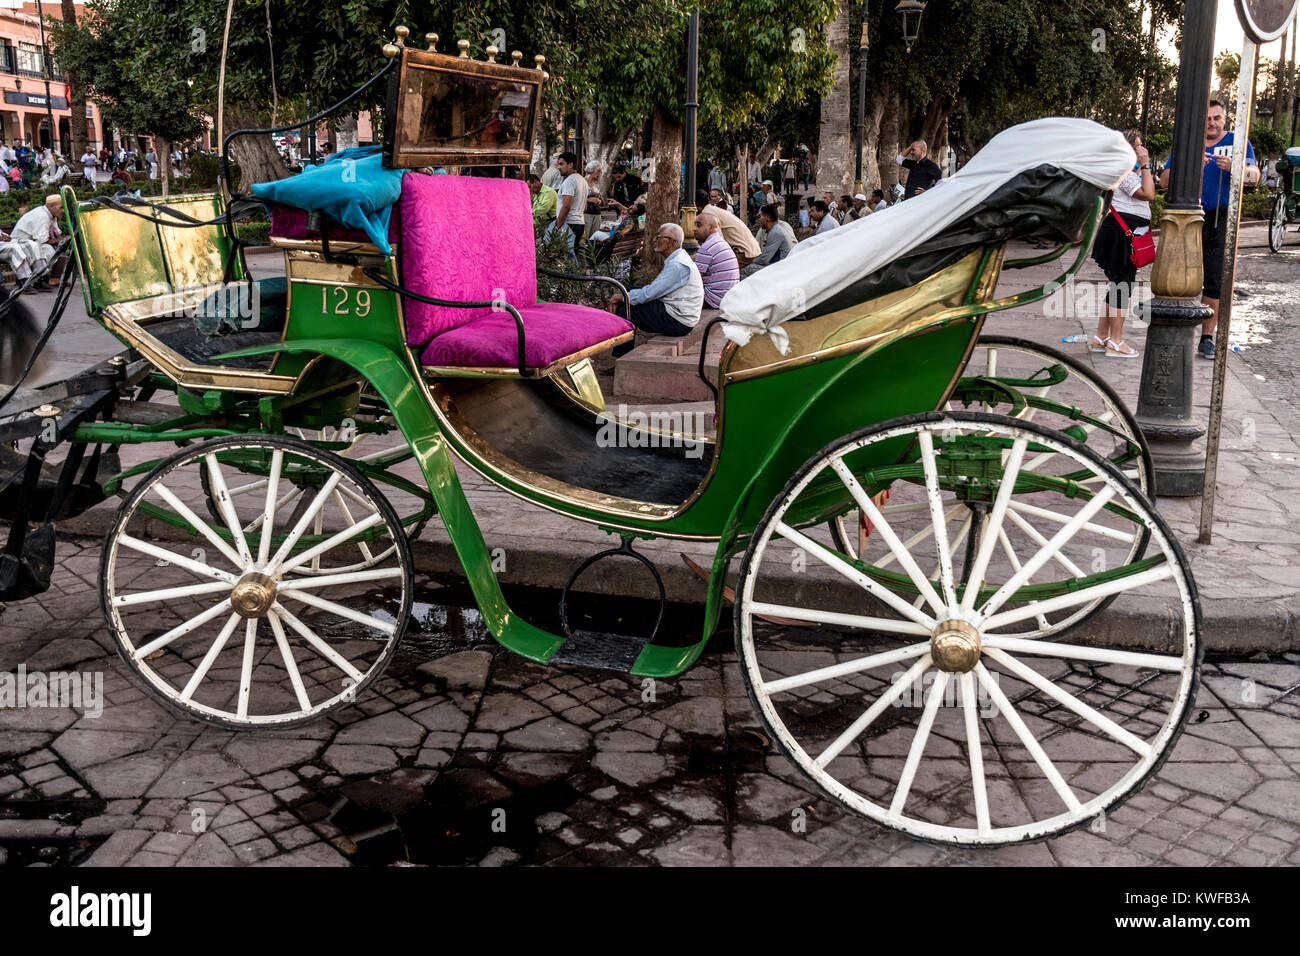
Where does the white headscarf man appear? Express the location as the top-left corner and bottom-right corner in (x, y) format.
(4, 194), (63, 280)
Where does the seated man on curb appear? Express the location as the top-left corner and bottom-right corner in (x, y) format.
(810, 199), (839, 234)
(607, 223), (703, 356)
(740, 203), (797, 278)
(691, 211), (739, 310)
(694, 189), (761, 268)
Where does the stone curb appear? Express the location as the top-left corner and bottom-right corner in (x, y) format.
(51, 504), (1300, 653)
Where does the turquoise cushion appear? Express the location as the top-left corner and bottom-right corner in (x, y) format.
(251, 147), (404, 254)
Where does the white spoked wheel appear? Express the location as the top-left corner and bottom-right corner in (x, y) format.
(737, 411), (1200, 846)
(831, 337), (1152, 637)
(1269, 193), (1288, 253)
(195, 417), (427, 576)
(102, 435), (413, 729)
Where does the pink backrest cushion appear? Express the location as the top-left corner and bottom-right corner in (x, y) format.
(398, 174), (538, 346)
(269, 205), (397, 245)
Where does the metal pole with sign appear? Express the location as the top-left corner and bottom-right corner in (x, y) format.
(1198, 0), (1300, 543)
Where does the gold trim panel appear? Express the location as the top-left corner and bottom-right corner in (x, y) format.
(721, 248), (990, 384)
(271, 236), (395, 259)
(101, 285), (298, 395)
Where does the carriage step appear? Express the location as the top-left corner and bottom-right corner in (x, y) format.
(549, 629), (650, 672)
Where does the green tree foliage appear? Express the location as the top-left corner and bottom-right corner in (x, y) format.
(47, 0), (205, 148)
(1250, 120), (1287, 159)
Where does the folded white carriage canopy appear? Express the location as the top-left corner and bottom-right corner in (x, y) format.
(720, 117), (1136, 352)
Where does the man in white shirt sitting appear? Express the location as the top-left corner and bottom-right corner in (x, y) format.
(607, 223), (703, 355)
(3, 194), (63, 284)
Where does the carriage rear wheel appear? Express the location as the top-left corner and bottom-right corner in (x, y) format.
(1269, 192), (1289, 252)
(102, 435), (413, 729)
(830, 336), (1152, 639)
(738, 411), (1200, 846)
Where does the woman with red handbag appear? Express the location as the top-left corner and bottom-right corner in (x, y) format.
(1089, 130), (1155, 358)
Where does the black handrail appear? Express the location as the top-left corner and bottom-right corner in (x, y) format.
(696, 315), (727, 403)
(362, 267), (530, 378)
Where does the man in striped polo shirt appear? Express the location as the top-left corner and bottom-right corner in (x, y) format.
(691, 211), (740, 310)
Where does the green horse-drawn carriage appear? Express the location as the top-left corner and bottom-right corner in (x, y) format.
(1269, 146), (1300, 251)
(0, 36), (1199, 847)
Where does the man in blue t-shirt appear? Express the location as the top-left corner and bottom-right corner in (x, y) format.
(1158, 100), (1259, 359)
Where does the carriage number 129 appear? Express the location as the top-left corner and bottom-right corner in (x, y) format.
(321, 285), (372, 317)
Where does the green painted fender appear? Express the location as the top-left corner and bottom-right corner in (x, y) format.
(219, 338), (566, 663)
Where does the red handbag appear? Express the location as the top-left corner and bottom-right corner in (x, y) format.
(1110, 208), (1155, 268)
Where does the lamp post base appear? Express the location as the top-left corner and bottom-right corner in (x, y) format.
(1135, 296), (1210, 497)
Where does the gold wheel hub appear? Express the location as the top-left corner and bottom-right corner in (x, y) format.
(231, 572), (277, 619)
(930, 619), (982, 673)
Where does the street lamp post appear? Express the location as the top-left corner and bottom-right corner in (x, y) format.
(1134, 0), (1217, 495)
(854, 2), (926, 196)
(35, 0), (58, 156)
(681, 9), (700, 252)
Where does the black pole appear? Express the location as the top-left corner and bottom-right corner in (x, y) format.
(682, 9), (699, 251)
(36, 0), (58, 155)
(1166, 0), (1216, 211)
(855, 1), (868, 192)
(1134, 0), (1218, 496)
(1291, 86), (1299, 146)
(684, 11), (699, 204)
(573, 110), (584, 169)
(1140, 3), (1155, 137)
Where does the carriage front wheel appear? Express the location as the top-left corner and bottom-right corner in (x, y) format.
(1269, 192), (1289, 252)
(736, 411), (1200, 846)
(102, 434), (414, 729)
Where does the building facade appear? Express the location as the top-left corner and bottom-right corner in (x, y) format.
(1, 1), (103, 154)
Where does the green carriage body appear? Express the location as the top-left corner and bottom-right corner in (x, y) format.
(57, 171), (1102, 679)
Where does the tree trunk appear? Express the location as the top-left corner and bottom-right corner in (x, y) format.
(878, 87), (901, 189)
(817, 1), (852, 197)
(582, 109), (630, 195)
(60, 0), (90, 159)
(226, 107), (289, 187)
(157, 135), (170, 198)
(1286, 23), (1298, 139)
(1273, 31), (1287, 131)
(737, 141), (748, 220)
(919, 98), (948, 152)
(336, 114), (360, 150)
(645, 106), (682, 269)
(861, 87), (886, 194)
(531, 111), (549, 176)
(754, 138), (779, 167)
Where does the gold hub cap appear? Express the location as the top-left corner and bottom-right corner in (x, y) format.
(930, 619), (982, 673)
(231, 572), (277, 619)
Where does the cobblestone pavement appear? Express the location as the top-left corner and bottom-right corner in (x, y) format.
(987, 222), (1300, 643)
(1229, 230), (1300, 419)
(2, 538), (1299, 867)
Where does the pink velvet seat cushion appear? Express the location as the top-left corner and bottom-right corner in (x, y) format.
(420, 302), (633, 370)
(399, 174), (539, 346)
